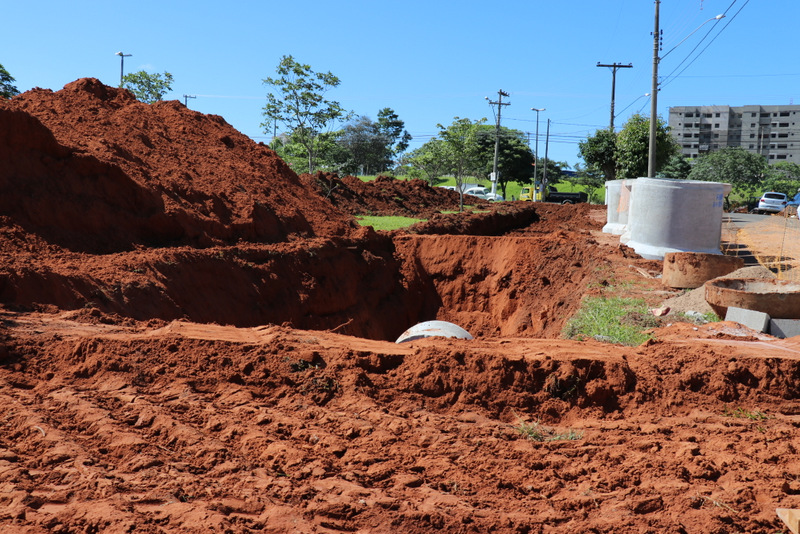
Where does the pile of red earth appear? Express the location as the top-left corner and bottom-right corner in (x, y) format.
(1, 79), (799, 533)
(1, 78), (364, 254)
(299, 173), (476, 219)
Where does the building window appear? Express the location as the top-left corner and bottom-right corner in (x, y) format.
(770, 154), (775, 159)
(714, 133), (719, 138)
(715, 113), (721, 117)
(751, 123), (756, 127)
(714, 124), (719, 128)
(686, 113), (693, 118)
(780, 123), (789, 127)
(777, 154), (787, 160)
(750, 134), (755, 138)
(749, 144), (755, 149)
(780, 111), (790, 117)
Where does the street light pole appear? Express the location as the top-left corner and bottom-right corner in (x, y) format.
(116, 51), (132, 87)
(531, 107), (545, 200)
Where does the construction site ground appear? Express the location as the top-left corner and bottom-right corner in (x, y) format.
(1, 79), (799, 533)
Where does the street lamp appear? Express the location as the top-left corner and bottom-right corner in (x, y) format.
(648, 4), (725, 177)
(116, 51), (132, 86)
(531, 108), (545, 199)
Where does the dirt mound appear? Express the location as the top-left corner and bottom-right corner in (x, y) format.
(2, 314), (799, 533)
(300, 173), (471, 217)
(1, 79), (358, 252)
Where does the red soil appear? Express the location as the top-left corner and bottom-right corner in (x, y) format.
(1, 80), (799, 533)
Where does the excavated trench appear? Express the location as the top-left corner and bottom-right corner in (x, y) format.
(1, 227), (606, 341)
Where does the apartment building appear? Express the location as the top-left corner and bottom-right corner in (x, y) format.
(668, 105), (800, 161)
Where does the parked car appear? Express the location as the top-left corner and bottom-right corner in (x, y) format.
(786, 192), (800, 209)
(462, 186), (504, 202)
(755, 191), (788, 214)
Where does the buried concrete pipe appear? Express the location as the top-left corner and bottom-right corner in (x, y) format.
(395, 320), (474, 343)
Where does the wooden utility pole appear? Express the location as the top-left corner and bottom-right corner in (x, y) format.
(597, 62), (633, 130)
(487, 90), (510, 197)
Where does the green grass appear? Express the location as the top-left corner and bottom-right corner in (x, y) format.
(355, 215), (425, 231)
(562, 295), (655, 346)
(515, 419), (583, 442)
(723, 406), (771, 421)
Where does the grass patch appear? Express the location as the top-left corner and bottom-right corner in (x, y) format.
(723, 406), (771, 421)
(355, 215), (425, 231)
(515, 419), (583, 442)
(563, 295), (654, 346)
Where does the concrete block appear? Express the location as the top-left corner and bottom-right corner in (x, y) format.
(725, 307), (770, 333)
(769, 319), (800, 339)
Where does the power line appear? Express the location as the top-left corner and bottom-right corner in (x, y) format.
(661, 0), (748, 89)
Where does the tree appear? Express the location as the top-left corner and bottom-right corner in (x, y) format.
(335, 115), (389, 175)
(658, 154), (692, 180)
(475, 126), (535, 198)
(407, 138), (449, 186)
(615, 114), (679, 179)
(0, 63), (19, 99)
(761, 161), (800, 199)
(262, 55), (347, 173)
(578, 128), (617, 181)
(377, 107), (412, 169)
(121, 71), (173, 104)
(271, 129), (346, 174)
(437, 117), (486, 210)
(687, 147), (768, 198)
(572, 163), (606, 203)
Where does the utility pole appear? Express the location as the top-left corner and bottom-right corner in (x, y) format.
(486, 90), (510, 197)
(115, 51), (132, 86)
(648, 0), (661, 178)
(531, 108), (545, 200)
(597, 62), (632, 130)
(183, 94), (196, 107)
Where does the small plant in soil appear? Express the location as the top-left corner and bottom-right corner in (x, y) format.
(723, 406), (770, 421)
(514, 418), (583, 442)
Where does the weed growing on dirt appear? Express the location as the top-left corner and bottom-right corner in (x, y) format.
(514, 419), (583, 442)
(562, 295), (653, 346)
(676, 311), (719, 325)
(356, 215), (425, 231)
(723, 406), (771, 421)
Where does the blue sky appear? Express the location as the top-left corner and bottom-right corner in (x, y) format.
(3, 0), (796, 169)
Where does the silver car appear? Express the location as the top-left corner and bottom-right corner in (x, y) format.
(756, 192), (788, 214)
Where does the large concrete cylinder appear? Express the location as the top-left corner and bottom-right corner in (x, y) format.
(626, 178), (731, 260)
(602, 179), (635, 235)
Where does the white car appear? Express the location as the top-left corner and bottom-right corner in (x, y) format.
(462, 186), (504, 202)
(755, 192), (788, 214)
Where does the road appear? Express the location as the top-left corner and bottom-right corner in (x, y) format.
(722, 211), (800, 279)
